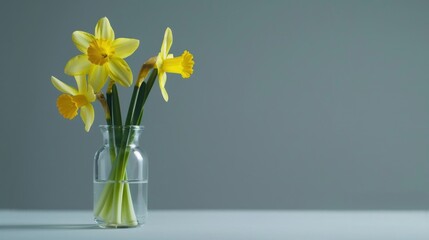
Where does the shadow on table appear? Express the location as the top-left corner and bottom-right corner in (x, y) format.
(0, 224), (100, 230)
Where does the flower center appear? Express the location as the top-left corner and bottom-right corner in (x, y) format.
(87, 39), (115, 65)
(56, 94), (89, 120)
(161, 50), (194, 78)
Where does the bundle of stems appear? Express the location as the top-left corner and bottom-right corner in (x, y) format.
(94, 65), (157, 226)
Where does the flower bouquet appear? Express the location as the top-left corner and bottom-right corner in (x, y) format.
(51, 17), (194, 227)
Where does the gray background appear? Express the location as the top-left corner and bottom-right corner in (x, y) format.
(1, 0), (429, 210)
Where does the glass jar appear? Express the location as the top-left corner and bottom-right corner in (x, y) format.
(93, 125), (148, 228)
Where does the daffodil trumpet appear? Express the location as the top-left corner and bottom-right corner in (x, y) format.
(52, 19), (195, 227)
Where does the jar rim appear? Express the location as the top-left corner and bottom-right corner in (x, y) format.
(99, 125), (144, 130)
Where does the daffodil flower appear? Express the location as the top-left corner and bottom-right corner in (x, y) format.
(64, 17), (139, 92)
(51, 75), (96, 132)
(155, 27), (194, 102)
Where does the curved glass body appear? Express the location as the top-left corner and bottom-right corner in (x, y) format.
(93, 125), (148, 228)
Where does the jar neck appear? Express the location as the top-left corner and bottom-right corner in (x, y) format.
(100, 125), (144, 147)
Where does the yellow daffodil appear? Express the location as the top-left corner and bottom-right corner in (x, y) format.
(155, 27), (194, 102)
(51, 75), (96, 132)
(65, 17), (139, 92)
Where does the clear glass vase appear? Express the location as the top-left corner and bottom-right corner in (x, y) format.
(93, 125), (148, 228)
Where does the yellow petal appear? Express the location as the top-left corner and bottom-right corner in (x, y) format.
(85, 84), (96, 102)
(88, 64), (108, 93)
(75, 75), (95, 102)
(75, 75), (86, 93)
(65, 55), (91, 75)
(160, 27), (173, 58)
(108, 57), (133, 87)
(158, 72), (169, 102)
(95, 17), (114, 41)
(51, 76), (78, 95)
(112, 38), (139, 58)
(72, 31), (94, 53)
(155, 52), (164, 69)
(80, 104), (95, 132)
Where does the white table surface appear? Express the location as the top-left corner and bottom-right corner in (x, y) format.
(1, 210), (429, 240)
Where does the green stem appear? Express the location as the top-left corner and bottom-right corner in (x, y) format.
(95, 85), (135, 225)
(142, 70), (158, 105)
(121, 183), (137, 224)
(96, 183), (114, 220)
(94, 132), (116, 219)
(111, 84), (123, 149)
(125, 86), (140, 126)
(107, 83), (142, 225)
(132, 83), (146, 125)
(96, 69), (157, 226)
(135, 70), (158, 124)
